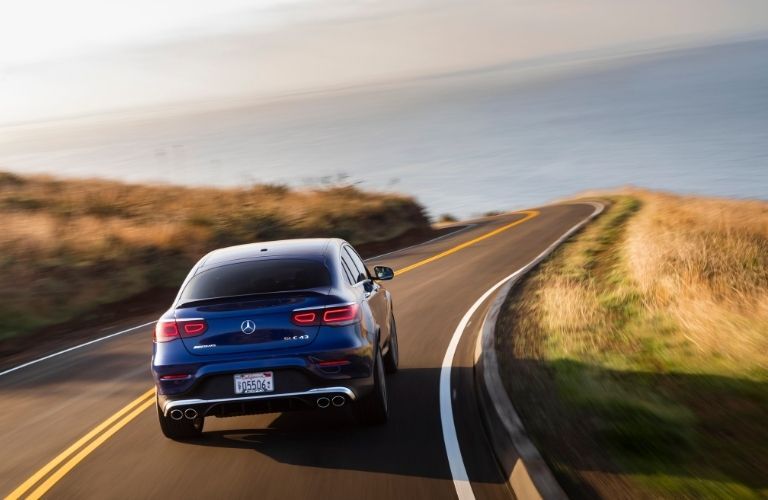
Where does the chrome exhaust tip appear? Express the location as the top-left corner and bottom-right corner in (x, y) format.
(184, 408), (198, 420)
(331, 395), (346, 407)
(317, 397), (330, 409)
(169, 409), (184, 421)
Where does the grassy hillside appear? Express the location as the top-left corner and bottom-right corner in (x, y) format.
(0, 172), (429, 341)
(497, 190), (767, 498)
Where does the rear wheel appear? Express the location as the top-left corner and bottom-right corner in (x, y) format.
(355, 350), (389, 425)
(383, 314), (399, 374)
(157, 399), (204, 440)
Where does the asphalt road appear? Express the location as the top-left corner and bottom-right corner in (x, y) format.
(0, 202), (596, 499)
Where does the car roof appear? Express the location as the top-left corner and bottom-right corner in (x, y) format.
(198, 238), (338, 269)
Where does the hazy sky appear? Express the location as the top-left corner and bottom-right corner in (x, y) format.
(2, 0), (768, 125)
(1, 0), (252, 65)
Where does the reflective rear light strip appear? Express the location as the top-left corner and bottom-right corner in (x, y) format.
(159, 374), (192, 380)
(317, 360), (351, 367)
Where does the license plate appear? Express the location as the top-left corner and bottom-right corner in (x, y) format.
(234, 372), (274, 394)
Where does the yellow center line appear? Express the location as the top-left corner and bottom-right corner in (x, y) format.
(5, 389), (155, 500)
(7, 209), (540, 499)
(395, 210), (539, 276)
(26, 397), (156, 500)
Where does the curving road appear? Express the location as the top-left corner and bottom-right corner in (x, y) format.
(0, 203), (596, 500)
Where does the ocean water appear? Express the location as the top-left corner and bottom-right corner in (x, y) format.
(1, 39), (767, 217)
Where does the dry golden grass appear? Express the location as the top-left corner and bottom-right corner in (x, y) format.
(624, 193), (768, 370)
(534, 191), (768, 374)
(497, 190), (768, 499)
(0, 171), (428, 339)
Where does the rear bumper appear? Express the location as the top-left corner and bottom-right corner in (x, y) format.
(153, 335), (376, 417)
(155, 363), (375, 418)
(158, 386), (360, 418)
(159, 386), (357, 417)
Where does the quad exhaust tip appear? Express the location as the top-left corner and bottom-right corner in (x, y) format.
(169, 408), (198, 420)
(317, 396), (346, 408)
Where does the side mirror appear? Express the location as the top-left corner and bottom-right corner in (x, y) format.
(373, 266), (394, 281)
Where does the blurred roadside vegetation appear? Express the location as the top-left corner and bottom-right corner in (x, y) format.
(0, 171), (429, 341)
(497, 190), (768, 498)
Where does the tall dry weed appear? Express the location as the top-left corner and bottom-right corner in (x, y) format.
(0, 172), (428, 338)
(624, 192), (768, 368)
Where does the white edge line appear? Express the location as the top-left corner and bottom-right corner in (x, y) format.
(0, 321), (157, 378)
(480, 202), (605, 437)
(440, 202), (603, 500)
(441, 271), (522, 500)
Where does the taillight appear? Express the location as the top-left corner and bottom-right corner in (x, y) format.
(323, 304), (359, 324)
(291, 304), (360, 327)
(291, 311), (319, 326)
(180, 319), (207, 337)
(153, 319), (207, 342)
(154, 321), (179, 342)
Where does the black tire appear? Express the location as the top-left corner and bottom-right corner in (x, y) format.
(383, 314), (399, 374)
(355, 350), (389, 425)
(157, 400), (204, 440)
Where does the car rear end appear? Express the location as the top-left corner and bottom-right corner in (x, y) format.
(151, 249), (377, 436)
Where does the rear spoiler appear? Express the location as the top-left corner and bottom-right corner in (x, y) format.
(175, 290), (327, 309)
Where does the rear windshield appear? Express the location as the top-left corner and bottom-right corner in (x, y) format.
(178, 259), (330, 303)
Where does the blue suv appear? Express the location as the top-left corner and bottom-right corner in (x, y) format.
(151, 238), (398, 439)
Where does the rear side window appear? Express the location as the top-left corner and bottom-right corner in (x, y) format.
(344, 247), (369, 282)
(179, 259), (331, 303)
(340, 253), (359, 283)
(339, 255), (356, 285)
(341, 251), (362, 283)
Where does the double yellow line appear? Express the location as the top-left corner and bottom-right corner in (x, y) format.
(395, 210), (539, 275)
(6, 389), (156, 500)
(6, 209), (539, 499)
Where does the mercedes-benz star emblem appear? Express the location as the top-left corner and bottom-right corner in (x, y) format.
(240, 320), (256, 334)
